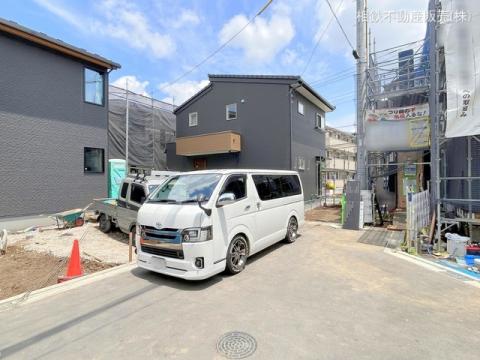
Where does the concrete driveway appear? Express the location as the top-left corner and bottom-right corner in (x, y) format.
(1, 222), (479, 359)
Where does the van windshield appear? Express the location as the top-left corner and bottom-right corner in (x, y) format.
(148, 173), (222, 203)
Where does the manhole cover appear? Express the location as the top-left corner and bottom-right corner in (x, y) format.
(216, 331), (257, 359)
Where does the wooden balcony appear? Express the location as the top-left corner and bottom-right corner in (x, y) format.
(176, 131), (241, 156)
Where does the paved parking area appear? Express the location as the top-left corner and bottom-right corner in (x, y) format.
(1, 222), (479, 359)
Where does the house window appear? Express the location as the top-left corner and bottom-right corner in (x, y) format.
(297, 156), (306, 171)
(315, 113), (325, 129)
(298, 101), (304, 115)
(226, 103), (237, 120)
(84, 147), (104, 173)
(84, 68), (104, 105)
(189, 112), (198, 127)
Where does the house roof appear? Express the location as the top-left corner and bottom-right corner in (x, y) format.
(174, 74), (335, 114)
(0, 17), (121, 70)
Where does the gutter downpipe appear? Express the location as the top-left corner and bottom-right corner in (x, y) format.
(289, 86), (294, 171)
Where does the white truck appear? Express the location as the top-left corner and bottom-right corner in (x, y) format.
(92, 172), (177, 237)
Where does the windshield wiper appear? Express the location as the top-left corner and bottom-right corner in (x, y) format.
(148, 199), (178, 204)
(180, 199), (200, 204)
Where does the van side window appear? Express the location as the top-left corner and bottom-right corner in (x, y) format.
(281, 175), (301, 196)
(253, 174), (302, 201)
(130, 183), (146, 204)
(120, 182), (128, 199)
(252, 175), (272, 201)
(221, 174), (246, 200)
(268, 175), (283, 199)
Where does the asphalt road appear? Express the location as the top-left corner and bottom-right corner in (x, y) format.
(1, 222), (479, 359)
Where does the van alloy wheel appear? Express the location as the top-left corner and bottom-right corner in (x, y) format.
(226, 236), (248, 274)
(285, 217), (298, 243)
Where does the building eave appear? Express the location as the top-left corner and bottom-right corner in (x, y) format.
(293, 79), (335, 113)
(0, 17), (121, 70)
(173, 83), (213, 114)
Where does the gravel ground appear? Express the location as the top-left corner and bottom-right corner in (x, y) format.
(6, 222), (131, 264)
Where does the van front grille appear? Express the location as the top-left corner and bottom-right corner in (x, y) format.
(142, 226), (181, 242)
(141, 245), (184, 259)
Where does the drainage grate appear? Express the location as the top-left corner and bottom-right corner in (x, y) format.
(216, 331), (257, 359)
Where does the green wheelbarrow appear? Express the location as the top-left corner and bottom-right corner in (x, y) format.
(50, 205), (89, 229)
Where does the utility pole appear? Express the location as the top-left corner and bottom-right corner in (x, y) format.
(356, 0), (368, 190)
(125, 78), (129, 174)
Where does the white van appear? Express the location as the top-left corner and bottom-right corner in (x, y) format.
(136, 169), (304, 280)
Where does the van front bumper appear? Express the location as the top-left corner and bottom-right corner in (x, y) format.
(136, 241), (225, 280)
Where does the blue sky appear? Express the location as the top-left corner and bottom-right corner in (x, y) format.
(1, 0), (428, 131)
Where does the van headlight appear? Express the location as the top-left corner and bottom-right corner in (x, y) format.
(181, 226), (213, 242)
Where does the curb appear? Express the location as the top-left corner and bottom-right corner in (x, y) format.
(0, 262), (136, 310)
(384, 248), (480, 286)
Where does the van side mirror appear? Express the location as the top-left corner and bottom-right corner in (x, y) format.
(140, 196), (146, 204)
(217, 192), (236, 207)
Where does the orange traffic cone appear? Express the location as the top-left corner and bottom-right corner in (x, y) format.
(58, 239), (84, 283)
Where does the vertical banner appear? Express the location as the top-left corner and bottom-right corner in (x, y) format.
(441, 0), (480, 138)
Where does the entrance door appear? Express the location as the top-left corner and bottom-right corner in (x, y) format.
(193, 158), (207, 170)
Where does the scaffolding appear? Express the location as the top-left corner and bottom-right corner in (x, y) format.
(365, 38), (431, 190)
(108, 85), (176, 173)
(430, 0), (480, 249)
(357, 0), (479, 246)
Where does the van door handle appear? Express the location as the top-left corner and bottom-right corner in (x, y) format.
(244, 205), (251, 211)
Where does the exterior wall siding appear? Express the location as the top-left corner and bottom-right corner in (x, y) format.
(171, 80), (291, 170)
(290, 92), (326, 199)
(0, 35), (109, 217)
(168, 78), (329, 200)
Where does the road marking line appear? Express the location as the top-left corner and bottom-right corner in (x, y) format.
(384, 249), (445, 272)
(384, 248), (480, 288)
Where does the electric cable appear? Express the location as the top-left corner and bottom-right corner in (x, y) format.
(158, 0), (274, 92)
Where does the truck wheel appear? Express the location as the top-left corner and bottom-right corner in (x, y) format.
(226, 235), (248, 275)
(284, 216), (298, 243)
(99, 214), (112, 233)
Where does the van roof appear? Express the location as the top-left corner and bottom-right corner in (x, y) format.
(178, 169), (300, 176)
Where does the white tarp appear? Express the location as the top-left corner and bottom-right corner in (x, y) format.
(365, 104), (430, 151)
(440, 0), (480, 138)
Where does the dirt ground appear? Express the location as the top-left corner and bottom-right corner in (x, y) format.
(305, 205), (341, 223)
(0, 245), (114, 300)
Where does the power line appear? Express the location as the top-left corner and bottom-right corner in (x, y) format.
(158, 0), (274, 92)
(301, 0), (344, 76)
(324, 0), (355, 51)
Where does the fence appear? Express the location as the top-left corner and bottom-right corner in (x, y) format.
(406, 190), (430, 252)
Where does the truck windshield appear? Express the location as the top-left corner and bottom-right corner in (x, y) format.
(148, 173), (222, 203)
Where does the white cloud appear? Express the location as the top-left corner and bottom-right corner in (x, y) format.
(34, 0), (83, 28)
(219, 10), (295, 62)
(172, 9), (201, 29)
(35, 0), (175, 59)
(112, 75), (150, 96)
(159, 80), (210, 106)
(281, 48), (301, 66)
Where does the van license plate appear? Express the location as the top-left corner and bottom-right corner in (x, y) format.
(151, 257), (166, 270)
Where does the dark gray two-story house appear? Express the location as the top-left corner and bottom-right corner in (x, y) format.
(166, 74), (334, 199)
(0, 18), (120, 217)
